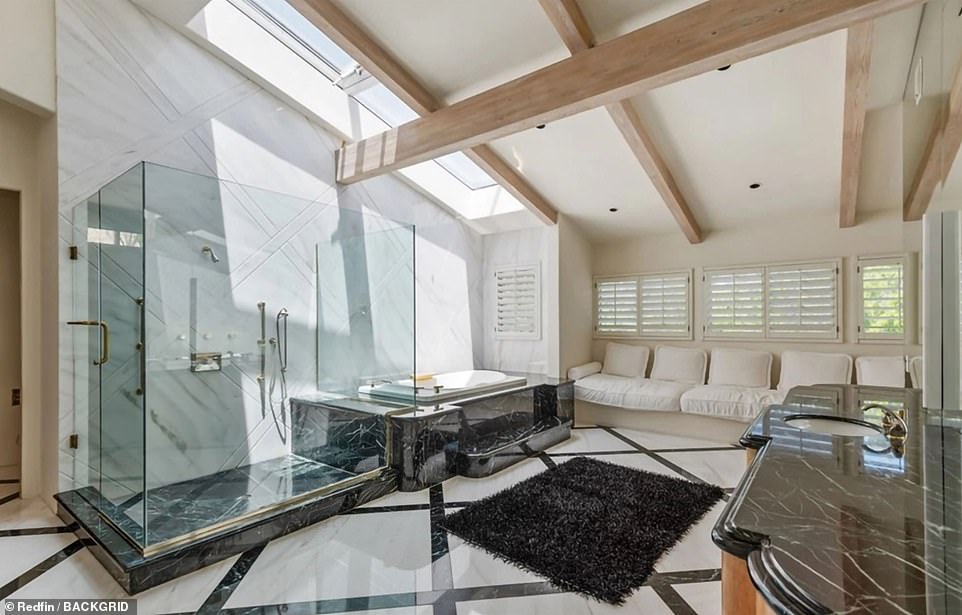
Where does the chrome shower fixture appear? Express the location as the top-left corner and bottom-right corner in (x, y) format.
(201, 245), (220, 263)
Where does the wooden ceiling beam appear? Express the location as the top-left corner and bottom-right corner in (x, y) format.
(287, 0), (558, 224)
(904, 53), (962, 221)
(335, 0), (923, 184)
(839, 23), (874, 228)
(538, 0), (702, 243)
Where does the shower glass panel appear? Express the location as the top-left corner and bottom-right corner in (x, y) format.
(69, 164), (147, 542)
(68, 162), (414, 552)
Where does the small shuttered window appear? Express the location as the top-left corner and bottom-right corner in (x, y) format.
(639, 272), (691, 337)
(594, 271), (692, 339)
(704, 268), (765, 338)
(595, 277), (639, 336)
(495, 264), (540, 339)
(766, 261), (840, 339)
(857, 256), (905, 341)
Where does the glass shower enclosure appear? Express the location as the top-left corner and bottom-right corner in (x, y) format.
(65, 162), (415, 555)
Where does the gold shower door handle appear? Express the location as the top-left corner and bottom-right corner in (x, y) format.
(67, 320), (110, 365)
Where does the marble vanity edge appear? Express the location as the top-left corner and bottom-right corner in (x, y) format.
(711, 422), (830, 615)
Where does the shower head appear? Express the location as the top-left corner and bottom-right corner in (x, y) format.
(201, 245), (220, 263)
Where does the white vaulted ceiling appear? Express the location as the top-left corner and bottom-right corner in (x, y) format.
(324, 0), (928, 241)
(139, 0), (930, 241)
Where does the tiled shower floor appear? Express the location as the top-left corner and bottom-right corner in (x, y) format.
(1, 426), (747, 614)
(77, 454), (361, 546)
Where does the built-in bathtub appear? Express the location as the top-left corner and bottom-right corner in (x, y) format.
(360, 369), (528, 404)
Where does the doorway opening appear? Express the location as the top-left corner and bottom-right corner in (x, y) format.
(0, 188), (22, 502)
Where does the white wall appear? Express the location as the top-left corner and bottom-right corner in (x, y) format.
(0, 98), (58, 502)
(57, 0), (484, 491)
(0, 0), (56, 115)
(482, 225), (560, 375)
(558, 215), (593, 374)
(592, 209), (921, 382)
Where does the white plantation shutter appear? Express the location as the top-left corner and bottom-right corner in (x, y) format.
(495, 264), (540, 339)
(639, 272), (691, 338)
(704, 268), (765, 338)
(858, 256), (905, 340)
(766, 261), (840, 339)
(595, 277), (639, 336)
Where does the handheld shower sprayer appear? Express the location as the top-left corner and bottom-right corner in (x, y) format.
(201, 245), (220, 263)
(267, 307), (290, 444)
(275, 308), (289, 373)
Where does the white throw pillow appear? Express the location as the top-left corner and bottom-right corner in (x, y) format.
(568, 361), (603, 381)
(601, 343), (649, 378)
(708, 348), (773, 388)
(649, 346), (707, 384)
(855, 356), (906, 387)
(777, 351), (853, 392)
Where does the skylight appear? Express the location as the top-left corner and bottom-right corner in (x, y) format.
(351, 86), (498, 190)
(435, 152), (498, 190)
(242, 0), (498, 192)
(247, 0), (354, 75)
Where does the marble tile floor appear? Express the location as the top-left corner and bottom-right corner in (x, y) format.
(0, 465), (20, 506)
(0, 426), (746, 614)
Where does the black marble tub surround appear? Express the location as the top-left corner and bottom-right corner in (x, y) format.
(713, 385), (962, 615)
(388, 373), (574, 490)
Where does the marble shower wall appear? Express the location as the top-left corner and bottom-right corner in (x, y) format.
(56, 0), (484, 494)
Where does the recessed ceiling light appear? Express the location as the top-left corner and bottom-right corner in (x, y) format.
(717, 64), (732, 71)
(749, 183), (762, 190)
(536, 124), (546, 130)
(609, 207), (618, 212)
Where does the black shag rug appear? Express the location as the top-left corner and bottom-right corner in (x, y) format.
(440, 456), (724, 604)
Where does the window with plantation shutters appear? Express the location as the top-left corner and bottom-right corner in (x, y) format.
(495, 264), (540, 340)
(766, 261), (840, 340)
(857, 256), (905, 341)
(638, 272), (691, 338)
(704, 267), (765, 338)
(594, 271), (692, 339)
(594, 277), (639, 336)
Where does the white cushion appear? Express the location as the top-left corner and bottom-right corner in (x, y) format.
(777, 351), (853, 392)
(568, 361), (602, 381)
(855, 356), (906, 387)
(681, 385), (786, 422)
(601, 343), (649, 378)
(909, 356), (922, 389)
(574, 375), (692, 411)
(708, 348), (773, 388)
(650, 346), (707, 384)
(574, 373), (645, 408)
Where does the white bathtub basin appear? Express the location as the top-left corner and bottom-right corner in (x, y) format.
(361, 370), (527, 404)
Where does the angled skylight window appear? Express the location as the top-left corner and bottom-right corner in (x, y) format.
(352, 84), (419, 126)
(236, 0), (503, 195)
(352, 86), (497, 190)
(246, 0), (355, 76)
(435, 152), (498, 190)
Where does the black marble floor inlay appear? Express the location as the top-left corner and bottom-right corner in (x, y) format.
(81, 454), (359, 546)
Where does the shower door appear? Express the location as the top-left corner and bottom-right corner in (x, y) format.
(71, 164), (147, 544)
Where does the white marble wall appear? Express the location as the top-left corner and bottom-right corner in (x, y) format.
(482, 226), (560, 376)
(57, 0), (484, 494)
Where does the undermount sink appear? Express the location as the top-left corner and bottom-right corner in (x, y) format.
(784, 415), (883, 437)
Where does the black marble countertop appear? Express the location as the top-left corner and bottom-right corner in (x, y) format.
(713, 384), (962, 615)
